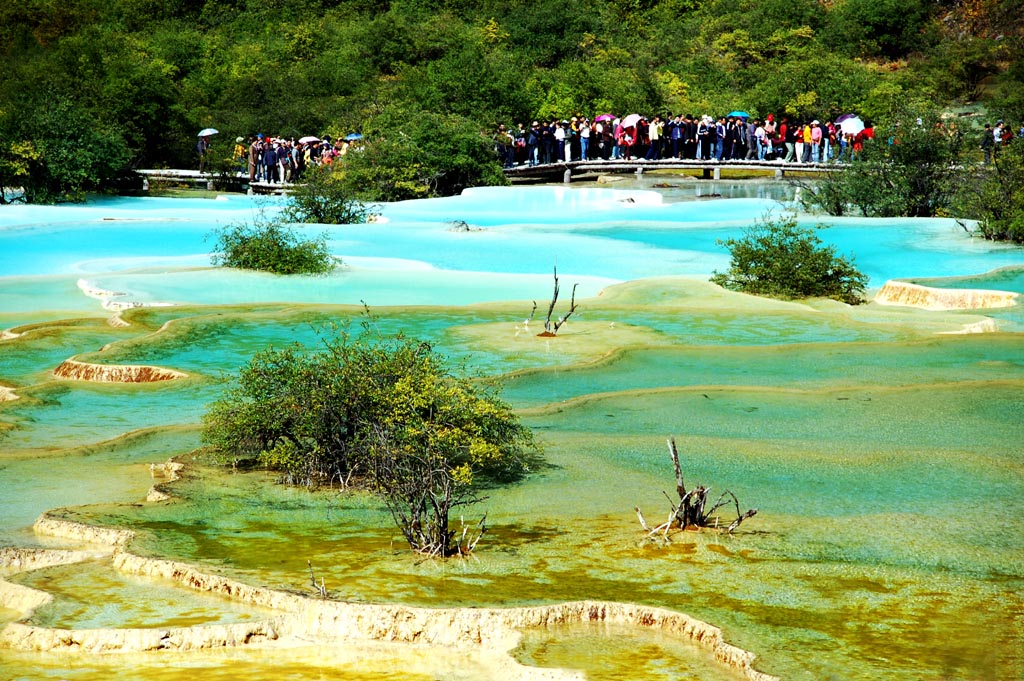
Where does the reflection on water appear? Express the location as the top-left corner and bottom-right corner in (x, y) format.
(1, 183), (1023, 680)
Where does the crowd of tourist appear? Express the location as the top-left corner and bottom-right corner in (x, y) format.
(220, 134), (357, 183)
(492, 114), (867, 168)
(494, 114), (1024, 169)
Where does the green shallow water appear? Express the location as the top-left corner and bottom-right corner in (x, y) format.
(2, 191), (1023, 681)
(3, 289), (1023, 680)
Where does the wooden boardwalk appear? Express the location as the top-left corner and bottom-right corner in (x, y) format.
(504, 158), (846, 183)
(137, 157), (844, 194)
(137, 169), (295, 195)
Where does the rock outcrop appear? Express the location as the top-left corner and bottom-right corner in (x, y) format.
(0, 547), (106, 575)
(0, 618), (284, 654)
(76, 278), (175, 312)
(53, 359), (186, 383)
(875, 280), (1018, 310)
(32, 515), (134, 548)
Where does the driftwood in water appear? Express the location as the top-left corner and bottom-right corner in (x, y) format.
(636, 437), (757, 542)
(538, 265), (579, 336)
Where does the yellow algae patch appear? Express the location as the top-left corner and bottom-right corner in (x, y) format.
(8, 502), (776, 680)
(453, 319), (669, 366)
(595, 276), (815, 311)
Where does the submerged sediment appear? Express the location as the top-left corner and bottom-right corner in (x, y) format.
(875, 280), (1018, 310)
(53, 359), (187, 383)
(0, 514), (778, 681)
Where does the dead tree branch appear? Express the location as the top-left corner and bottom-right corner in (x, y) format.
(636, 437), (758, 542)
(543, 266), (560, 334)
(538, 265), (581, 336)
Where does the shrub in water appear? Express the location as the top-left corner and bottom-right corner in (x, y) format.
(711, 213), (868, 305)
(209, 212), (336, 275)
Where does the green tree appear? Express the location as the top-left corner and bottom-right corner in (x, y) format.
(953, 140), (1024, 243)
(202, 325), (538, 555)
(711, 213), (869, 305)
(209, 210), (336, 274)
(338, 108), (508, 201)
(3, 97), (131, 203)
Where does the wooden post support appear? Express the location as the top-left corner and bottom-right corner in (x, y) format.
(563, 168), (572, 184)
(775, 168), (784, 179)
(713, 167), (721, 180)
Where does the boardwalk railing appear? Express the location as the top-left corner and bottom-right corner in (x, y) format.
(503, 158), (847, 183)
(137, 158), (845, 194)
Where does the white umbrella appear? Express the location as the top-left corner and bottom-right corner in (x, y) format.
(620, 113), (642, 129)
(197, 128), (219, 137)
(840, 117), (865, 135)
(298, 136), (320, 144)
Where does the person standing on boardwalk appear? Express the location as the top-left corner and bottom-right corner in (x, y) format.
(745, 119), (759, 160)
(232, 137), (246, 175)
(714, 117), (726, 160)
(645, 116), (662, 160)
(526, 122), (540, 166)
(579, 118), (591, 160)
(248, 137), (260, 182)
(801, 122), (814, 163)
(196, 136), (210, 171)
(262, 140), (279, 183)
(810, 120), (822, 163)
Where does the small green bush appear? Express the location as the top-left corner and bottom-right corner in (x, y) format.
(209, 212), (337, 275)
(711, 213), (868, 305)
(282, 164), (375, 225)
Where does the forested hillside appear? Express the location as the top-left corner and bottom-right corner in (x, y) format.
(1, 0), (1021, 196)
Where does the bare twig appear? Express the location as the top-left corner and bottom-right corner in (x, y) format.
(308, 560), (327, 598)
(668, 437), (686, 499)
(552, 283), (579, 332)
(635, 506), (650, 532)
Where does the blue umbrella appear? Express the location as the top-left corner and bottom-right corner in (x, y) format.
(727, 111), (750, 119)
(345, 133), (363, 141)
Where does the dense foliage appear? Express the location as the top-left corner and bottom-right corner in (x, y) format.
(711, 214), (869, 304)
(954, 140), (1024, 243)
(201, 325), (538, 554)
(209, 213), (335, 274)
(0, 0), (1020, 204)
(338, 108), (509, 201)
(799, 108), (968, 218)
